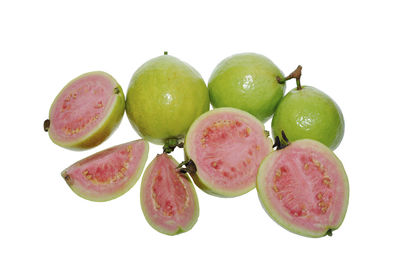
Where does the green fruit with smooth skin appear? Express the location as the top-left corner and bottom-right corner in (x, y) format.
(126, 53), (210, 145)
(208, 53), (285, 122)
(271, 86), (345, 150)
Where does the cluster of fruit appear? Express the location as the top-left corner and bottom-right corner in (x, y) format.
(44, 52), (349, 238)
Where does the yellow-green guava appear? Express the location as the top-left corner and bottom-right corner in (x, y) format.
(208, 53), (285, 122)
(126, 52), (210, 145)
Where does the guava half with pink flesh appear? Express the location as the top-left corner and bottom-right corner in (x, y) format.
(45, 71), (125, 150)
(61, 139), (149, 202)
(184, 107), (273, 197)
(140, 153), (199, 235)
(256, 139), (349, 237)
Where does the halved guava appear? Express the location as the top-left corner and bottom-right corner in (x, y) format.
(256, 139), (349, 237)
(184, 107), (273, 197)
(140, 153), (199, 235)
(45, 71), (125, 150)
(61, 139), (149, 202)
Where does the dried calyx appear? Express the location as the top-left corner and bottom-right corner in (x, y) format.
(272, 130), (290, 150)
(163, 138), (184, 154)
(177, 159), (197, 175)
(43, 119), (50, 132)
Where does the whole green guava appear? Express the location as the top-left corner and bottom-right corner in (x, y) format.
(208, 53), (285, 122)
(272, 86), (345, 150)
(126, 53), (210, 145)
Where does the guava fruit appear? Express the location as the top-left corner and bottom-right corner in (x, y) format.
(271, 67), (345, 150)
(61, 139), (149, 202)
(125, 52), (210, 145)
(208, 53), (286, 122)
(184, 107), (273, 197)
(140, 153), (199, 235)
(256, 136), (349, 237)
(44, 71), (125, 150)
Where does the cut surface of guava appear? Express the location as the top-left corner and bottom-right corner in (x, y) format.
(185, 107), (273, 197)
(61, 139), (149, 202)
(257, 139), (349, 237)
(47, 71), (125, 150)
(140, 153), (199, 235)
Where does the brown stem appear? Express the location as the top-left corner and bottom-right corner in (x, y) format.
(43, 119), (50, 132)
(276, 65), (303, 90)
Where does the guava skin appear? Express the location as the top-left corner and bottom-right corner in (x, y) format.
(208, 53), (285, 122)
(126, 54), (210, 145)
(47, 71), (125, 150)
(271, 86), (345, 150)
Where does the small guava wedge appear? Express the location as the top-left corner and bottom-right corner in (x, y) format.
(61, 140), (149, 202)
(256, 136), (349, 237)
(140, 153), (199, 235)
(184, 107), (273, 197)
(44, 71), (125, 150)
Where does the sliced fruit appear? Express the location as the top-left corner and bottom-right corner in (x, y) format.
(184, 107), (273, 197)
(126, 52), (210, 145)
(45, 71), (125, 150)
(140, 153), (199, 235)
(61, 140), (149, 202)
(257, 138), (349, 237)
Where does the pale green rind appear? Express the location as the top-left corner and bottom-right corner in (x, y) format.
(185, 107), (273, 198)
(63, 140), (149, 202)
(140, 154), (200, 235)
(126, 54), (210, 145)
(271, 86), (345, 150)
(256, 139), (349, 238)
(48, 71), (125, 150)
(208, 53), (285, 122)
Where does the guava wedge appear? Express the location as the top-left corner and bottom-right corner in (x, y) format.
(61, 139), (149, 202)
(45, 71), (125, 150)
(208, 53), (286, 122)
(256, 138), (349, 237)
(126, 52), (210, 145)
(184, 107), (273, 197)
(140, 153), (199, 235)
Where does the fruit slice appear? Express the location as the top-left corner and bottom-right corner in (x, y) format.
(126, 52), (210, 145)
(257, 139), (349, 237)
(45, 71), (125, 150)
(140, 153), (199, 235)
(184, 107), (273, 197)
(208, 53), (286, 122)
(61, 140), (149, 202)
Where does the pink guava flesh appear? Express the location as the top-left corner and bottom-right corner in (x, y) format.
(257, 139), (349, 237)
(49, 72), (118, 144)
(62, 140), (149, 201)
(141, 154), (199, 235)
(186, 108), (272, 197)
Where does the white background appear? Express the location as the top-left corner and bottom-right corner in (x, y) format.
(1, 0), (399, 265)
